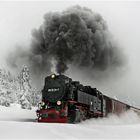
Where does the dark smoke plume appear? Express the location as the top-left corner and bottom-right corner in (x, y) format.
(7, 6), (125, 76)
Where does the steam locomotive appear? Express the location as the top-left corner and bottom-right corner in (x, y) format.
(36, 74), (140, 123)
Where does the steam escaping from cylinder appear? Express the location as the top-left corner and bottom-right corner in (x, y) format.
(7, 5), (125, 77)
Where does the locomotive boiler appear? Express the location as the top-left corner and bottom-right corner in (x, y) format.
(36, 74), (140, 123)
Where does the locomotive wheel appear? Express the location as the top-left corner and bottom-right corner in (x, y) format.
(68, 108), (81, 123)
(68, 110), (76, 123)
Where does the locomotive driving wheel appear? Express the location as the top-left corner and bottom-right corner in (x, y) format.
(68, 105), (81, 123)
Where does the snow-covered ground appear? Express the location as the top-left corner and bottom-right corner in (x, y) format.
(0, 105), (140, 139)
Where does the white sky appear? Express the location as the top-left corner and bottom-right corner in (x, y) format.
(0, 1), (140, 107)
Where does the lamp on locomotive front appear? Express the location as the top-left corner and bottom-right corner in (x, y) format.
(51, 74), (56, 79)
(41, 101), (45, 106)
(57, 101), (62, 105)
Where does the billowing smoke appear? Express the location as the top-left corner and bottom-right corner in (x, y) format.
(7, 6), (125, 77)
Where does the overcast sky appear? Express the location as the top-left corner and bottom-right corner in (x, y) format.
(0, 1), (140, 107)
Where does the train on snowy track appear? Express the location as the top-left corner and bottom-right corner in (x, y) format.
(36, 74), (140, 123)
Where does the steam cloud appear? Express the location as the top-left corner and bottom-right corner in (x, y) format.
(7, 6), (125, 76)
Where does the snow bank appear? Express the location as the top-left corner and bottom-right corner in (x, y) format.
(0, 105), (140, 139)
(0, 104), (36, 122)
(81, 110), (140, 125)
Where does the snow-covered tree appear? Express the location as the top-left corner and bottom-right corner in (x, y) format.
(29, 88), (41, 107)
(0, 69), (16, 107)
(0, 66), (41, 108)
(19, 94), (32, 109)
(18, 66), (32, 109)
(19, 66), (31, 91)
(0, 90), (10, 107)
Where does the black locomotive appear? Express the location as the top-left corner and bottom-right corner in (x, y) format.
(36, 74), (140, 123)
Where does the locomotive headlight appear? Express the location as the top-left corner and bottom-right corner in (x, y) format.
(51, 74), (56, 79)
(57, 101), (61, 105)
(41, 101), (45, 106)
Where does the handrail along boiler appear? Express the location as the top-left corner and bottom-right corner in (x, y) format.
(36, 74), (140, 123)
